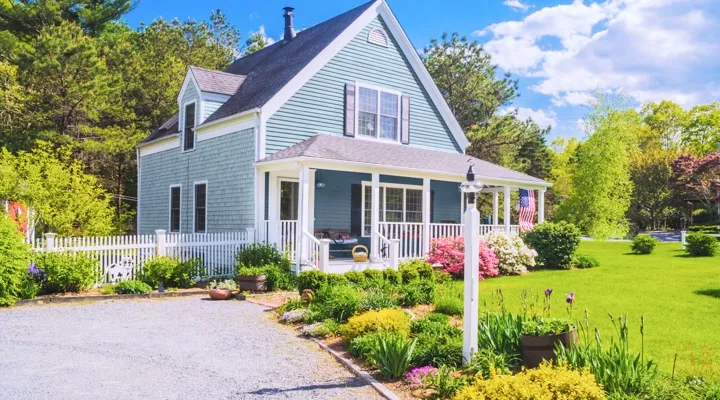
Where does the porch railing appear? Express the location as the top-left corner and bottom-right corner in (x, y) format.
(376, 231), (399, 269)
(479, 224), (519, 236)
(379, 222), (424, 259)
(302, 230), (330, 271)
(429, 223), (463, 240)
(279, 220), (298, 260)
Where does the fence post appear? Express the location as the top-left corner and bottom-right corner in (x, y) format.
(155, 229), (167, 257)
(45, 232), (56, 251)
(680, 230), (687, 249)
(389, 239), (400, 270)
(245, 227), (256, 243)
(319, 239), (331, 272)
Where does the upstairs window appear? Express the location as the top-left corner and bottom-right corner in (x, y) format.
(357, 86), (400, 141)
(183, 103), (196, 151)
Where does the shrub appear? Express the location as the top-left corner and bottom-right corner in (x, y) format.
(523, 221), (581, 269)
(685, 233), (718, 257)
(477, 311), (525, 363)
(556, 314), (657, 397)
(17, 273), (40, 300)
(339, 308), (411, 341)
(426, 366), (469, 399)
(138, 257), (176, 289)
(34, 251), (99, 293)
(236, 242), (291, 271)
(344, 271), (366, 286)
(405, 366), (438, 389)
(348, 332), (384, 364)
(483, 232), (537, 275)
(426, 236), (500, 279)
(398, 258), (435, 282)
(280, 308), (311, 323)
(207, 279), (238, 291)
(412, 322), (463, 368)
(631, 234), (659, 255)
(382, 268), (402, 285)
(0, 216), (30, 306)
(433, 290), (463, 316)
(359, 287), (398, 312)
(522, 317), (573, 336)
(310, 283), (362, 322)
(399, 280), (435, 307)
(325, 273), (347, 287)
(297, 270), (327, 293)
(371, 332), (417, 379)
(263, 265), (295, 291)
(112, 280), (152, 294)
(454, 363), (605, 400)
(362, 269), (383, 283)
(173, 258), (205, 288)
(411, 312), (450, 334)
(466, 348), (514, 379)
(573, 254), (600, 269)
(300, 321), (333, 338)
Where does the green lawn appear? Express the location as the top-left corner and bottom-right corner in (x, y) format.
(448, 241), (720, 379)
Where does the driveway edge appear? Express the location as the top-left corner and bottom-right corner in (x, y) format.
(312, 338), (400, 400)
(13, 289), (240, 307)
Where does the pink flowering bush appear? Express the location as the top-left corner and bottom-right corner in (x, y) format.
(426, 236), (499, 279)
(405, 366), (438, 389)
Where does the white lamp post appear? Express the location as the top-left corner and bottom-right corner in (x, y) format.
(460, 165), (482, 365)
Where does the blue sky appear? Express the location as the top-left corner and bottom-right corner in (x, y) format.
(124, 0), (720, 141)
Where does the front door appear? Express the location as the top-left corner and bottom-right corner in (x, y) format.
(279, 179), (298, 220)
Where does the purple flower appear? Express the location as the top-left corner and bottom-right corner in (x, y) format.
(405, 366), (438, 389)
(27, 263), (45, 278)
(544, 288), (553, 297)
(566, 292), (575, 304)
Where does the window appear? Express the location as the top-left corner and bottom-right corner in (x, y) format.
(356, 85), (400, 141)
(169, 186), (181, 233)
(183, 103), (196, 151)
(361, 183), (423, 236)
(194, 183), (207, 233)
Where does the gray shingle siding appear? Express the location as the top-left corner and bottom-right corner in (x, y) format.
(265, 16), (461, 156)
(138, 128), (255, 234)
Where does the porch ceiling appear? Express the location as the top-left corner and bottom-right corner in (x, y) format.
(256, 134), (551, 188)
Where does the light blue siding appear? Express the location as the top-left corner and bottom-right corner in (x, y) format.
(266, 16), (461, 155)
(312, 170), (461, 231)
(203, 100), (224, 121)
(181, 83), (199, 133)
(138, 129), (256, 234)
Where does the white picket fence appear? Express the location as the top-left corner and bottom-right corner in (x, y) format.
(30, 229), (254, 284)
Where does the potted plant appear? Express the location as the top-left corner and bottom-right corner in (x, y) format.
(236, 266), (267, 292)
(520, 317), (577, 368)
(207, 279), (238, 300)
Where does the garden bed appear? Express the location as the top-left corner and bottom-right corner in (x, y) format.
(13, 287), (223, 306)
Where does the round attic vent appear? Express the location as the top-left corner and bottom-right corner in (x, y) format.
(368, 28), (389, 47)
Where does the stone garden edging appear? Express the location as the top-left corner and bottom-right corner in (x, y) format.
(14, 289), (247, 307)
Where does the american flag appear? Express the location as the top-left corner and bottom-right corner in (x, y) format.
(518, 189), (536, 232)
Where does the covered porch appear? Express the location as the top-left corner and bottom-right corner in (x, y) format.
(254, 135), (550, 272)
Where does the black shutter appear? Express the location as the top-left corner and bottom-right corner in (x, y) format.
(345, 83), (356, 137)
(350, 184), (362, 236)
(400, 95), (410, 144)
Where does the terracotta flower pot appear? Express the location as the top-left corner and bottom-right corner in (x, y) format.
(209, 288), (233, 300)
(236, 275), (266, 292)
(521, 328), (578, 368)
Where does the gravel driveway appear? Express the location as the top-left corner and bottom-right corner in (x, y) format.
(0, 297), (381, 400)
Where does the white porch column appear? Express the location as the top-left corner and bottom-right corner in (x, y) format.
(504, 186), (511, 235)
(492, 191), (499, 226)
(296, 165), (310, 271)
(267, 172), (279, 248)
(462, 197), (480, 365)
(371, 173), (380, 261)
(422, 178), (431, 256)
(537, 189), (546, 224)
(256, 170), (266, 243)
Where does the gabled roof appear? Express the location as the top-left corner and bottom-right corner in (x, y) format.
(190, 67), (246, 96)
(204, 0), (377, 124)
(258, 134), (550, 187)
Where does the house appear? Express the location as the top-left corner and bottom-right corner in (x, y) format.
(136, 0), (551, 272)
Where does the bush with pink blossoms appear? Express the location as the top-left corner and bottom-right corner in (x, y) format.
(426, 236), (500, 279)
(405, 365), (438, 389)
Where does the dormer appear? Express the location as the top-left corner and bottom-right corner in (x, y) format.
(177, 67), (246, 152)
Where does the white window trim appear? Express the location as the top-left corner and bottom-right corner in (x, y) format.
(169, 184), (182, 233)
(193, 180), (208, 233)
(360, 181), (423, 237)
(278, 178), (299, 221)
(182, 101), (197, 153)
(354, 82), (402, 143)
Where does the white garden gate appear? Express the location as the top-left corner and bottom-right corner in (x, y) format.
(30, 229), (254, 284)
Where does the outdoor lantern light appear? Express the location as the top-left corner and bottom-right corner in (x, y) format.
(316, 173), (326, 189)
(460, 164), (483, 206)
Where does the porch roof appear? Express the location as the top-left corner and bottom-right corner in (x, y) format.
(257, 134), (551, 187)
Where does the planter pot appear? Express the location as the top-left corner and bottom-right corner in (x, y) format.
(521, 328), (578, 368)
(209, 288), (233, 300)
(236, 275), (266, 292)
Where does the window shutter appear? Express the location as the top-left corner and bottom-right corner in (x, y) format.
(345, 83), (356, 137)
(350, 184), (362, 236)
(401, 95), (410, 144)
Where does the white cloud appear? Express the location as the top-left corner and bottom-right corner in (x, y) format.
(504, 0), (531, 12)
(250, 25), (276, 45)
(500, 107), (557, 128)
(478, 0), (720, 108)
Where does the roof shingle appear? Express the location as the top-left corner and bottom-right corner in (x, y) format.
(190, 67), (246, 96)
